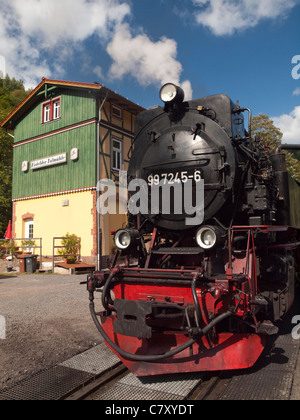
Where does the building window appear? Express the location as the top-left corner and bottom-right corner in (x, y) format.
(42, 98), (61, 123)
(53, 99), (60, 120)
(28, 223), (34, 239)
(43, 103), (51, 123)
(24, 218), (34, 238)
(112, 104), (123, 120)
(111, 138), (123, 171)
(24, 218), (34, 252)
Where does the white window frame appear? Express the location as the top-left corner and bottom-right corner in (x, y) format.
(42, 97), (61, 124)
(43, 103), (51, 123)
(53, 99), (60, 120)
(111, 104), (123, 120)
(24, 219), (34, 252)
(111, 138), (123, 172)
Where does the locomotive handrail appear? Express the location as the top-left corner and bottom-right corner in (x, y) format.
(127, 110), (165, 160)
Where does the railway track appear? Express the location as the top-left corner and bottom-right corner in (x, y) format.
(1, 330), (299, 401)
(1, 295), (299, 401)
(0, 342), (206, 401)
(1, 327), (299, 401)
(64, 363), (128, 400)
(188, 374), (231, 401)
(64, 364), (225, 401)
(76, 371), (230, 401)
(64, 363), (205, 401)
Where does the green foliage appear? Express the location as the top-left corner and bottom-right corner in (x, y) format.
(252, 114), (300, 182)
(0, 75), (29, 236)
(0, 239), (17, 257)
(59, 233), (80, 256)
(21, 239), (36, 248)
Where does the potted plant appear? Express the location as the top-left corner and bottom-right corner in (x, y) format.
(59, 233), (79, 264)
(21, 239), (36, 254)
(66, 255), (77, 264)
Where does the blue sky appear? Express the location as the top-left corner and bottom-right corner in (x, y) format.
(0, 0), (299, 143)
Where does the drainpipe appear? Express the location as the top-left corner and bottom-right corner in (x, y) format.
(5, 130), (15, 240)
(97, 89), (109, 271)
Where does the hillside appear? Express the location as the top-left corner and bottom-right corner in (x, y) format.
(0, 76), (29, 236)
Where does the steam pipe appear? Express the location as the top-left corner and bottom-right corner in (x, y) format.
(97, 88), (109, 271)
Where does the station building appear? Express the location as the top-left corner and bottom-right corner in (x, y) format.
(1, 78), (144, 268)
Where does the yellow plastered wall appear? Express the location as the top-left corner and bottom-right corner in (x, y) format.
(14, 191), (95, 257)
(100, 206), (127, 256)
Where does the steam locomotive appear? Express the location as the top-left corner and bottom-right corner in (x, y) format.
(88, 83), (300, 376)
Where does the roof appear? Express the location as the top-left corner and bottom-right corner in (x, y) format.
(1, 78), (144, 129)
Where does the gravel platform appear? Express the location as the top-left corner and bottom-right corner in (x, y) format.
(0, 273), (102, 390)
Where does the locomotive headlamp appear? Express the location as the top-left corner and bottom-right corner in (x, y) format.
(114, 228), (140, 251)
(196, 226), (223, 250)
(160, 83), (185, 105)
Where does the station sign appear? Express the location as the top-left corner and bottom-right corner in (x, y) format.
(30, 153), (67, 170)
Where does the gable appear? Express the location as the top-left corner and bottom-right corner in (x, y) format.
(14, 88), (97, 143)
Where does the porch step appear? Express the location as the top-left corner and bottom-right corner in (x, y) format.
(54, 262), (95, 275)
(39, 261), (53, 273)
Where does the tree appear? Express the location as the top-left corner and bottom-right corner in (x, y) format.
(252, 114), (300, 182)
(0, 75), (29, 236)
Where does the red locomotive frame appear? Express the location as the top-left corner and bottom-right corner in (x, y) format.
(89, 225), (299, 376)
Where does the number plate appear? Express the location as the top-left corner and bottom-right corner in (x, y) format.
(147, 169), (202, 186)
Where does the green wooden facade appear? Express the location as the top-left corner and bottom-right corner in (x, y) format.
(6, 82), (100, 200)
(1, 79), (144, 201)
(13, 122), (97, 199)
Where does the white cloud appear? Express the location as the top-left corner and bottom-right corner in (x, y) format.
(273, 106), (300, 144)
(293, 88), (300, 96)
(192, 0), (296, 36)
(0, 0), (193, 99)
(9, 0), (130, 47)
(93, 66), (104, 80)
(106, 24), (193, 100)
(0, 54), (6, 78)
(0, 0), (131, 88)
